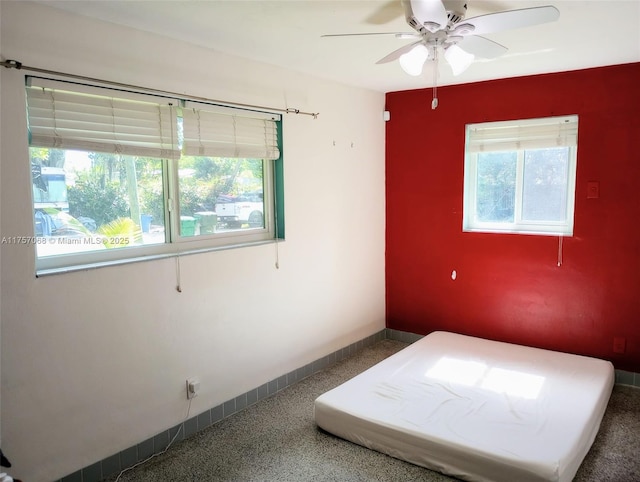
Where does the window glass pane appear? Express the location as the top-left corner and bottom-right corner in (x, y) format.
(476, 152), (517, 223)
(178, 157), (264, 237)
(464, 116), (577, 236)
(31, 147), (165, 257)
(522, 148), (569, 222)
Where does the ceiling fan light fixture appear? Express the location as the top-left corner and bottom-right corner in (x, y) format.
(422, 21), (441, 32)
(399, 44), (430, 76)
(444, 44), (474, 76)
(451, 23), (475, 36)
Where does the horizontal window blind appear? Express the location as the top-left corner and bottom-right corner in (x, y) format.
(466, 115), (578, 153)
(26, 79), (180, 159)
(182, 102), (280, 160)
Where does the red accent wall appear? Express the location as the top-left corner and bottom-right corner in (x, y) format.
(385, 63), (640, 371)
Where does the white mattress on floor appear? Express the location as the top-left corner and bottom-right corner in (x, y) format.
(314, 331), (614, 482)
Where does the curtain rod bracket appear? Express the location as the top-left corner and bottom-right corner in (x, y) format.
(2, 59), (23, 70)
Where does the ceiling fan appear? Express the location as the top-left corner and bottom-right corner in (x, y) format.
(323, 0), (560, 79)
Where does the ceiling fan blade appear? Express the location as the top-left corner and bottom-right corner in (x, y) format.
(460, 6), (560, 36)
(466, 1), (511, 14)
(457, 36), (507, 59)
(321, 32), (417, 38)
(402, 0), (448, 30)
(376, 40), (423, 64)
(365, 0), (403, 25)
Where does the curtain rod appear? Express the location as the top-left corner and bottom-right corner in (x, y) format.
(1, 59), (319, 119)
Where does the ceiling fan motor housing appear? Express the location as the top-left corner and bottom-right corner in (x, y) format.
(405, 0), (468, 33)
(443, 1), (468, 25)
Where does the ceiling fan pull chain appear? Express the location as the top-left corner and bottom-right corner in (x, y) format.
(431, 47), (439, 110)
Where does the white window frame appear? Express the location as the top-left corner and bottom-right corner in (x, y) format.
(463, 115), (578, 236)
(26, 77), (284, 275)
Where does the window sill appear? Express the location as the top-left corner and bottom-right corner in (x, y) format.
(35, 239), (282, 277)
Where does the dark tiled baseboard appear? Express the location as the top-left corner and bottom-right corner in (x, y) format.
(385, 328), (424, 344)
(614, 369), (640, 388)
(58, 328), (640, 481)
(59, 328), (389, 482)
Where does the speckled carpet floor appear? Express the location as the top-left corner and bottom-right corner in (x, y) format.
(107, 339), (640, 482)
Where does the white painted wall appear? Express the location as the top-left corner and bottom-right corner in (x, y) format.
(0, 2), (385, 480)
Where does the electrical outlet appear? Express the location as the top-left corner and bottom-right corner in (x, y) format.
(186, 377), (200, 399)
(613, 337), (626, 354)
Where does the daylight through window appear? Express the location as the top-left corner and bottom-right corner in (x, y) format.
(463, 115), (578, 236)
(26, 77), (283, 273)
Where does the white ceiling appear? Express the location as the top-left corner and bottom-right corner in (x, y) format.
(38, 0), (640, 92)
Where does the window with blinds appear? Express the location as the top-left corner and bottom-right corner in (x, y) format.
(182, 102), (280, 160)
(25, 77), (284, 274)
(463, 115), (578, 236)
